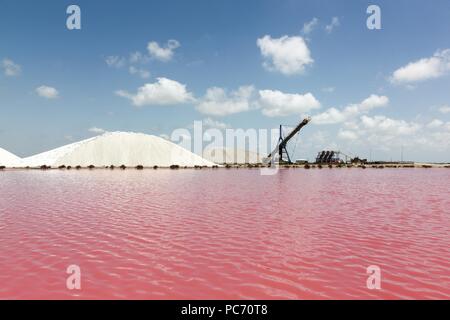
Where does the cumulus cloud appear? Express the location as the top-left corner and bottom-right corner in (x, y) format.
(2, 58), (21, 76)
(331, 115), (426, 152)
(427, 119), (444, 128)
(361, 117), (434, 152)
(187, 118), (230, 130)
(36, 85), (59, 99)
(116, 77), (194, 107)
(302, 18), (319, 34)
(128, 66), (150, 79)
(129, 51), (150, 64)
(89, 127), (106, 134)
(314, 107), (347, 124)
(105, 55), (126, 68)
(313, 94), (389, 124)
(258, 89), (320, 117)
(358, 94), (389, 111)
(202, 117), (230, 129)
(338, 129), (358, 141)
(360, 115), (421, 136)
(325, 17), (340, 33)
(256, 35), (313, 75)
(322, 113), (450, 156)
(439, 105), (450, 114)
(106, 53), (151, 79)
(147, 39), (180, 62)
(196, 85), (255, 116)
(390, 49), (450, 84)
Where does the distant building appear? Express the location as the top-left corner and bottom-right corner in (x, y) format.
(351, 157), (367, 164)
(295, 159), (308, 164)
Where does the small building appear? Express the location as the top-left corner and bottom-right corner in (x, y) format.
(295, 159), (308, 164)
(351, 157), (367, 164)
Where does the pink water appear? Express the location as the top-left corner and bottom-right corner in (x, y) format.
(0, 169), (449, 299)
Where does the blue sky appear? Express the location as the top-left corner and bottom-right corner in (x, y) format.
(1, 0), (450, 161)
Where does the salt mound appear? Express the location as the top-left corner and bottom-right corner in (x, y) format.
(22, 132), (215, 167)
(203, 147), (262, 164)
(0, 147), (22, 167)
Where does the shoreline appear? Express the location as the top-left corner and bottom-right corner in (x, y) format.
(1, 162), (450, 171)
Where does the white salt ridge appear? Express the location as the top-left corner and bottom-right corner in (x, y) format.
(0, 147), (22, 167)
(203, 147), (262, 164)
(22, 132), (215, 167)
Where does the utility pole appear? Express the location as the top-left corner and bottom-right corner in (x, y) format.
(401, 145), (404, 163)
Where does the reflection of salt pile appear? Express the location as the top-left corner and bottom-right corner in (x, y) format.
(0, 147), (21, 167)
(22, 132), (215, 167)
(203, 147), (262, 164)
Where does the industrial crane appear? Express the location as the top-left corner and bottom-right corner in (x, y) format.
(265, 117), (311, 165)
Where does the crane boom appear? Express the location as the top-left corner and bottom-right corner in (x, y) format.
(266, 117), (311, 164)
(279, 117), (310, 150)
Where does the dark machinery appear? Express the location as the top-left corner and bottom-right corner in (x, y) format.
(315, 150), (367, 164)
(265, 117), (311, 164)
(315, 150), (341, 164)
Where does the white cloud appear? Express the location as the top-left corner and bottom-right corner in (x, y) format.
(202, 117), (230, 129)
(196, 85), (255, 116)
(256, 35), (313, 75)
(129, 51), (150, 64)
(325, 17), (340, 33)
(322, 87), (335, 93)
(358, 94), (389, 111)
(310, 112), (450, 156)
(338, 129), (358, 141)
(310, 130), (329, 145)
(36, 86), (59, 99)
(439, 105), (450, 114)
(313, 94), (389, 124)
(334, 115), (423, 150)
(147, 39), (180, 62)
(390, 49), (450, 84)
(105, 55), (126, 68)
(187, 118), (230, 130)
(107, 51), (151, 78)
(302, 18), (319, 34)
(128, 66), (150, 79)
(89, 127), (106, 134)
(258, 89), (320, 117)
(343, 121), (360, 131)
(332, 113), (450, 154)
(116, 77), (194, 107)
(314, 107), (347, 124)
(427, 119), (444, 128)
(2, 58), (21, 76)
(360, 115), (421, 136)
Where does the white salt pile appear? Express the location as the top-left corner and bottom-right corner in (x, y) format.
(22, 132), (215, 168)
(203, 147), (262, 164)
(0, 147), (22, 167)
